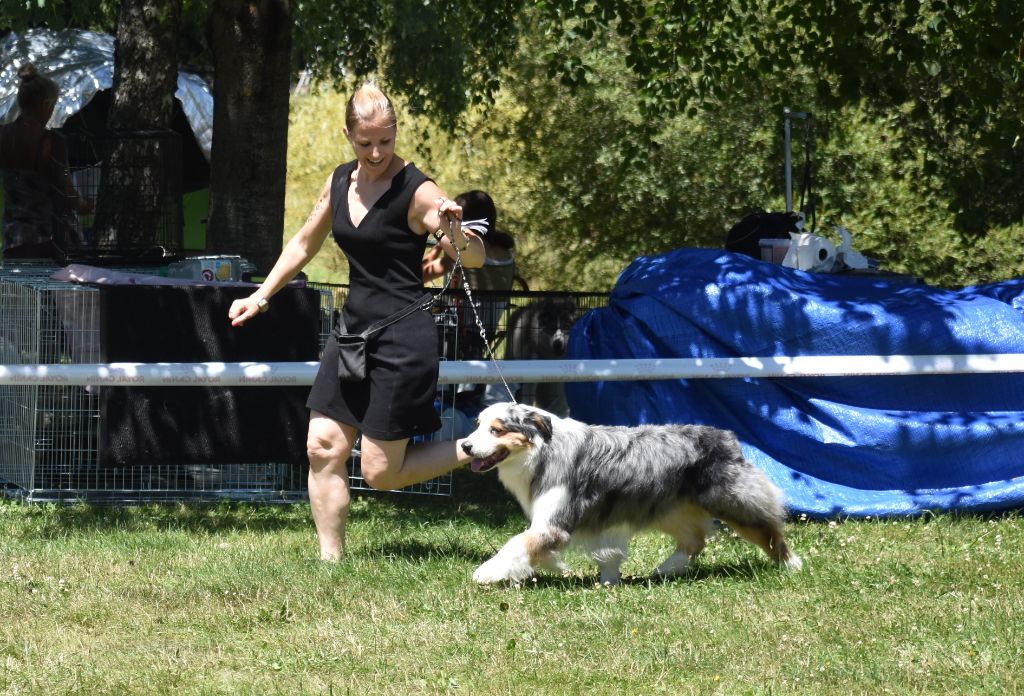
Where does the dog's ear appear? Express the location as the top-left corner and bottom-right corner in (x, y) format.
(565, 297), (579, 318)
(529, 412), (553, 441)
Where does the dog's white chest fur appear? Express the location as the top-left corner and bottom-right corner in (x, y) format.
(497, 464), (534, 518)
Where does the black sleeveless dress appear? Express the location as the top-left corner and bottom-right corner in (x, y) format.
(306, 161), (441, 439)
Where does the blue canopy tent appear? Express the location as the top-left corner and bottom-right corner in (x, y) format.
(566, 248), (1024, 517)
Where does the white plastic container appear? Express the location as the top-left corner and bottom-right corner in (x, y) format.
(166, 255), (242, 282)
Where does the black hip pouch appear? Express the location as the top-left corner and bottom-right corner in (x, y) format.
(334, 331), (367, 381)
(334, 292), (434, 383)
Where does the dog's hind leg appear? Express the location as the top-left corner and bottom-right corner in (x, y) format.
(702, 462), (802, 571)
(719, 519), (802, 572)
(580, 529), (631, 585)
(652, 504), (715, 579)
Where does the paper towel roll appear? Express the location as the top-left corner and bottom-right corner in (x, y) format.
(782, 232), (837, 272)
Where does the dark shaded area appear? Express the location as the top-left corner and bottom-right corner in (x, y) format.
(724, 210), (802, 259)
(99, 284), (319, 466)
(60, 86), (210, 192)
(5, 468), (523, 539)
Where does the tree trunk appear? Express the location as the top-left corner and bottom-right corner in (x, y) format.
(206, 0), (292, 274)
(94, 0), (183, 255)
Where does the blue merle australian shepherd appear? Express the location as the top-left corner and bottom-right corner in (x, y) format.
(461, 403), (802, 585)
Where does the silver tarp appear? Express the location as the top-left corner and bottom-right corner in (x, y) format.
(0, 28), (213, 161)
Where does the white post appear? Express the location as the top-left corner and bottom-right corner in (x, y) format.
(783, 108), (809, 213)
(784, 107), (793, 212)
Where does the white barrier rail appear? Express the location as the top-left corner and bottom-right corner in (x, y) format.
(3, 354), (1024, 386)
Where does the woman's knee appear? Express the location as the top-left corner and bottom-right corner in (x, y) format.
(306, 419), (353, 468)
(358, 439), (408, 490)
(358, 451), (396, 490)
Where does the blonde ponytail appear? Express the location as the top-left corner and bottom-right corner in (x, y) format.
(345, 83), (397, 132)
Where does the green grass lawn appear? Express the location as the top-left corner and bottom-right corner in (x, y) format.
(2, 475), (1022, 695)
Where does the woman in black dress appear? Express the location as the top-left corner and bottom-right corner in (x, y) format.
(229, 84), (485, 560)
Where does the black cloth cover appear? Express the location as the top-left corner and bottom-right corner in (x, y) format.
(99, 284), (319, 466)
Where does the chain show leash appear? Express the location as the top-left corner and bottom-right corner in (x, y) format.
(435, 217), (518, 404)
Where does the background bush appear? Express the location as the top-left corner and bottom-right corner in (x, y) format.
(285, 16), (1024, 291)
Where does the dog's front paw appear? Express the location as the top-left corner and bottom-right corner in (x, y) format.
(473, 557), (532, 585)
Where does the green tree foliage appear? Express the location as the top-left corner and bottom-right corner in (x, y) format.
(536, 1), (1024, 235)
(0, 1), (208, 60)
(538, 2), (1023, 124)
(0, 0), (117, 31)
(284, 4), (1024, 290)
(291, 0), (523, 130)
(3, 0), (524, 270)
(422, 1), (1022, 290)
(6, 1), (1024, 287)
(453, 29), (788, 288)
(810, 107), (1024, 287)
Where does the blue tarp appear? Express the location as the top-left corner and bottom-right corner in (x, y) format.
(566, 248), (1024, 517)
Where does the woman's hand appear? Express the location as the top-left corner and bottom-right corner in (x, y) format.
(229, 294), (268, 327)
(435, 196), (463, 243)
(437, 196), (462, 219)
(410, 182), (484, 267)
(430, 195), (462, 249)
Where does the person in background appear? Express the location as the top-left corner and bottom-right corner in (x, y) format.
(228, 83), (485, 561)
(0, 63), (93, 261)
(422, 189), (519, 425)
(421, 189), (516, 290)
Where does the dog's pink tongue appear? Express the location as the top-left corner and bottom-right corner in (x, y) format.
(470, 459), (486, 473)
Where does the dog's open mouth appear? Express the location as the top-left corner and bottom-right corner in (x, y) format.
(470, 447), (509, 473)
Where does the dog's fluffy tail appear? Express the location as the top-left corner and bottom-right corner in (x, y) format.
(718, 464), (788, 526)
(701, 462), (801, 570)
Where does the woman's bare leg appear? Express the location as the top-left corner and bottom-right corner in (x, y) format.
(358, 436), (472, 491)
(306, 411), (358, 561)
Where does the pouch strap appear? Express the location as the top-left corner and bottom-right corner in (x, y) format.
(360, 291), (435, 338)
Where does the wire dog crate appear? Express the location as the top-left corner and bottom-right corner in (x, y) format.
(0, 266), (609, 503)
(0, 270), (457, 502)
(0, 264), (331, 502)
(63, 129), (185, 261)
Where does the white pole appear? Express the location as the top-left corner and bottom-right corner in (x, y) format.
(3, 354), (1024, 386)
(783, 107), (809, 214)
(784, 107), (793, 212)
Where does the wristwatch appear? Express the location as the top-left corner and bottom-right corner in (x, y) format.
(255, 297), (269, 313)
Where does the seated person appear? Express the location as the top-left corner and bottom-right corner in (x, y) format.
(1, 63), (92, 262)
(422, 190), (519, 422)
(422, 190), (514, 285)
(422, 189), (517, 342)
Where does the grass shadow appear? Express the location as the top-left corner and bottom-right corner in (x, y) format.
(4, 477), (524, 540)
(4, 501), (311, 538)
(368, 538), (494, 563)
(522, 559), (774, 589)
